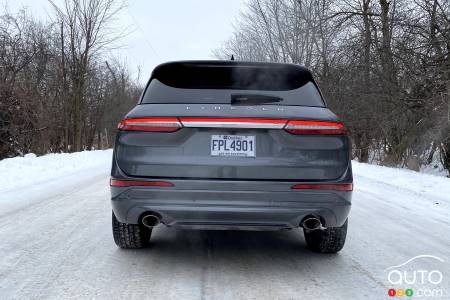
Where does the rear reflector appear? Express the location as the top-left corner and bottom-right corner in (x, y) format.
(284, 120), (346, 135)
(118, 118), (182, 132)
(291, 183), (353, 191)
(180, 117), (286, 129)
(110, 179), (174, 187)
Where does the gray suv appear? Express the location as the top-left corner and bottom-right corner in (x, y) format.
(111, 61), (352, 253)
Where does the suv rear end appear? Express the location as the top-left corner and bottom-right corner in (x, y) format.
(110, 61), (352, 253)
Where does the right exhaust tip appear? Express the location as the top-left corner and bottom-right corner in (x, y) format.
(302, 217), (323, 230)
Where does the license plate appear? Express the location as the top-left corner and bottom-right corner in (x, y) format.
(211, 135), (255, 157)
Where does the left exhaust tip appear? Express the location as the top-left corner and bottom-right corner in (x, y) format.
(141, 214), (160, 228)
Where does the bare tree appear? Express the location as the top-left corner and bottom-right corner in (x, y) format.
(0, 5), (141, 159)
(49, 0), (126, 152)
(214, 0), (450, 175)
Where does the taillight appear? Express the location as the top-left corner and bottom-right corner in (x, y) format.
(180, 117), (286, 129)
(110, 179), (174, 187)
(118, 117), (182, 132)
(118, 117), (346, 134)
(284, 120), (346, 135)
(291, 183), (353, 191)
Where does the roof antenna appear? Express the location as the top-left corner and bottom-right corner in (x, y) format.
(230, 54), (235, 61)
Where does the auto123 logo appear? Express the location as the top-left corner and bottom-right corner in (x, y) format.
(384, 255), (446, 298)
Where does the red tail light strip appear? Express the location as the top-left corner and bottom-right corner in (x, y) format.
(284, 120), (346, 135)
(291, 183), (353, 191)
(118, 118), (182, 132)
(110, 179), (174, 187)
(118, 117), (346, 134)
(180, 117), (287, 129)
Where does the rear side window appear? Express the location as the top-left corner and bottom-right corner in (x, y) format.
(141, 62), (325, 107)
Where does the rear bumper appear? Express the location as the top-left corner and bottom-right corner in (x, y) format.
(111, 179), (352, 230)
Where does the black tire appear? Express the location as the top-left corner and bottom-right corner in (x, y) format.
(303, 219), (348, 253)
(112, 212), (152, 249)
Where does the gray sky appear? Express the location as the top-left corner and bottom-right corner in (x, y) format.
(4, 0), (245, 83)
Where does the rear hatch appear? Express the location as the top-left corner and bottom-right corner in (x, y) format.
(114, 61), (350, 181)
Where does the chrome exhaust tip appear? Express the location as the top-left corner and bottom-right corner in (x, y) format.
(302, 217), (324, 230)
(141, 214), (160, 228)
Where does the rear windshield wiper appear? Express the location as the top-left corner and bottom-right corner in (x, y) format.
(230, 94), (283, 105)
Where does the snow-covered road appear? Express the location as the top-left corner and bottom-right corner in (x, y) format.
(0, 152), (449, 299)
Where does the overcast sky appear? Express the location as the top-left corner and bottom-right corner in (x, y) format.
(4, 0), (245, 83)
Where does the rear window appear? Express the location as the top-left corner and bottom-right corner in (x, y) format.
(141, 62), (325, 107)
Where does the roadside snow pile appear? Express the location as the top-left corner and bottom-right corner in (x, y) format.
(420, 163), (448, 177)
(352, 160), (449, 202)
(0, 150), (112, 194)
(0, 150), (447, 207)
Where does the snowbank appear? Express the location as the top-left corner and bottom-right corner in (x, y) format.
(0, 150), (448, 213)
(0, 150), (112, 194)
(0, 150), (448, 198)
(352, 161), (449, 203)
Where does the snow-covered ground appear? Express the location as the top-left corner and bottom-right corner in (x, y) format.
(353, 161), (450, 211)
(0, 151), (449, 299)
(0, 150), (112, 194)
(0, 150), (112, 216)
(366, 149), (449, 177)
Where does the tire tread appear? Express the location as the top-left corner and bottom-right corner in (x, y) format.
(304, 219), (348, 253)
(112, 212), (151, 249)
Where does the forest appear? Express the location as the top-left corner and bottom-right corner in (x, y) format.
(0, 0), (140, 157)
(215, 0), (450, 174)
